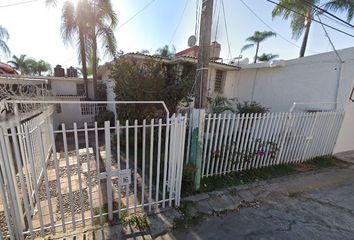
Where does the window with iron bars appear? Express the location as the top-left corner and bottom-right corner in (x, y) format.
(214, 69), (226, 93)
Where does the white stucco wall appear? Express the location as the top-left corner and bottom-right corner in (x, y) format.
(50, 78), (95, 99)
(334, 102), (354, 153)
(216, 47), (354, 112)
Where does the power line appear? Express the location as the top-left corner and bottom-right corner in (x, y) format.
(169, 0), (189, 45)
(221, 0), (232, 59)
(302, 0), (354, 29)
(0, 0), (43, 8)
(265, 0), (354, 38)
(213, 0), (221, 42)
(117, 0), (157, 29)
(239, 0), (318, 54)
(317, 15), (343, 63)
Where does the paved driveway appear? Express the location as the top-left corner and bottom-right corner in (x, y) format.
(162, 165), (354, 240)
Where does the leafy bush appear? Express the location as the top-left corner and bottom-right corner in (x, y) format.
(207, 95), (235, 114)
(95, 110), (115, 127)
(236, 101), (269, 114)
(97, 82), (107, 101)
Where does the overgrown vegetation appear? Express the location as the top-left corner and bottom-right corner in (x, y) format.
(174, 201), (205, 230)
(119, 213), (150, 231)
(236, 101), (270, 114)
(181, 164), (197, 197)
(207, 95), (235, 114)
(181, 156), (343, 195)
(110, 58), (195, 122)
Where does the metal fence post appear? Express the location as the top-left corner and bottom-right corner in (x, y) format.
(189, 109), (205, 190)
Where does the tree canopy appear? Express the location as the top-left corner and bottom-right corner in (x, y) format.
(110, 57), (195, 121)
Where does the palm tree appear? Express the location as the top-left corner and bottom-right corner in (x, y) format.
(88, 0), (117, 100)
(272, 0), (354, 58)
(47, 0), (91, 97)
(241, 31), (276, 63)
(324, 0), (354, 22)
(257, 53), (279, 62)
(47, 0), (117, 100)
(0, 26), (10, 59)
(272, 0), (317, 58)
(33, 60), (51, 76)
(7, 54), (30, 74)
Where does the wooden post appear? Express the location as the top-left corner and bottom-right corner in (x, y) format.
(190, 109), (205, 190)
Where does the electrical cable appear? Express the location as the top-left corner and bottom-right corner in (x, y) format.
(239, 0), (319, 54)
(265, 0), (354, 38)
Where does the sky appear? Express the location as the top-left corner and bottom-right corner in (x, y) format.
(0, 0), (353, 70)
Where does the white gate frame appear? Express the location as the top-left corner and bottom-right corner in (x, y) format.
(0, 100), (187, 239)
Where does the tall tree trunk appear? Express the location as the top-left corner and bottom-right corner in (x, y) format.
(92, 33), (98, 100)
(300, 15), (312, 58)
(254, 42), (260, 63)
(79, 28), (89, 99)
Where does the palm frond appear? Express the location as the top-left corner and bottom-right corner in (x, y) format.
(324, 0), (354, 22)
(241, 43), (254, 52)
(61, 1), (77, 45)
(97, 24), (117, 57)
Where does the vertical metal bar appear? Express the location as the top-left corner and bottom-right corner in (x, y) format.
(168, 115), (176, 206)
(141, 120), (146, 209)
(176, 114), (187, 206)
(2, 129), (24, 233)
(206, 113), (216, 176)
(174, 115), (182, 205)
(84, 123), (94, 225)
(23, 125), (44, 235)
(94, 122), (103, 223)
(226, 114), (238, 172)
(125, 120), (129, 213)
(37, 125), (55, 232)
(237, 114), (249, 171)
(73, 123), (85, 226)
(155, 119), (162, 204)
(215, 114), (226, 174)
(61, 124), (76, 229)
(185, 112), (192, 164)
(210, 114), (221, 175)
(219, 114), (231, 174)
(232, 114), (244, 171)
(162, 116), (169, 208)
(149, 119), (154, 211)
(276, 113), (295, 165)
(48, 124), (66, 232)
(133, 120), (138, 213)
(115, 120), (121, 217)
(246, 113), (259, 169)
(202, 114), (211, 177)
(104, 121), (113, 221)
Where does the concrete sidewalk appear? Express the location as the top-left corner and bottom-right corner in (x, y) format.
(49, 161), (354, 239)
(161, 164), (354, 240)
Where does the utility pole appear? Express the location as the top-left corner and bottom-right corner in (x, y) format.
(195, 0), (213, 109)
(190, 0), (213, 191)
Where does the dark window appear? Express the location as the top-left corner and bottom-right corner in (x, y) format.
(214, 70), (226, 93)
(77, 83), (85, 95)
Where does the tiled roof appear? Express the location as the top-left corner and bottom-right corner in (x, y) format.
(0, 62), (18, 74)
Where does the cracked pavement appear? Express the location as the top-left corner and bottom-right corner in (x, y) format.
(160, 165), (354, 240)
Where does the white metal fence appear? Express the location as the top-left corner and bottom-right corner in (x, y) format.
(186, 111), (344, 177)
(0, 101), (186, 239)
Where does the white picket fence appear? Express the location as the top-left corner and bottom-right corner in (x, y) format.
(186, 111), (344, 177)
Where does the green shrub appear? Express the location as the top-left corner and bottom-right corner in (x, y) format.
(236, 101), (269, 114)
(95, 110), (115, 127)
